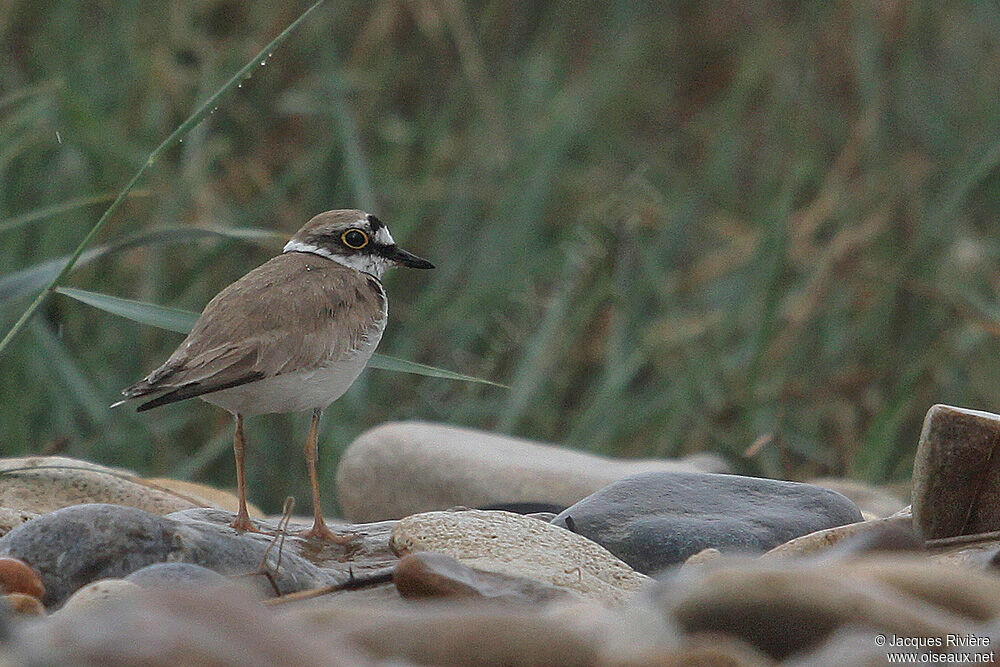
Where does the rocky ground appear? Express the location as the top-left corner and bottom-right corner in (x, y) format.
(0, 405), (994, 665)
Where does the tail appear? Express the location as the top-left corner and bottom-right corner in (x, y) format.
(110, 377), (160, 410)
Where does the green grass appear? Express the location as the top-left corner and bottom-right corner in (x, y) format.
(4, 1), (1000, 514)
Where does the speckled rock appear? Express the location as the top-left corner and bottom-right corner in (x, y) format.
(0, 508), (38, 537)
(337, 421), (730, 522)
(551, 472), (863, 573)
(911, 404), (1000, 539)
(390, 509), (651, 604)
(58, 579), (142, 615)
(0, 456), (200, 518)
(0, 504), (332, 606)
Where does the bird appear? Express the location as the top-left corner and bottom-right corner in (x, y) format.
(114, 209), (434, 541)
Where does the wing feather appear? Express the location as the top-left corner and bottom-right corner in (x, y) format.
(119, 253), (386, 408)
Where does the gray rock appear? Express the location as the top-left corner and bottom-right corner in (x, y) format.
(0, 504), (333, 607)
(551, 472), (864, 573)
(911, 404), (1000, 539)
(15, 584), (374, 666)
(125, 562), (227, 588)
(336, 421), (729, 522)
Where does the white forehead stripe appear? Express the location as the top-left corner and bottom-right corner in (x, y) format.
(283, 239), (336, 260)
(374, 226), (394, 245)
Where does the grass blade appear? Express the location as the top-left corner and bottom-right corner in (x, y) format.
(366, 355), (507, 387)
(55, 287), (198, 334)
(0, 225), (284, 303)
(0, 0), (328, 358)
(0, 190), (153, 235)
(55, 287), (505, 387)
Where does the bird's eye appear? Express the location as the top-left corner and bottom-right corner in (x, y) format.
(341, 229), (369, 249)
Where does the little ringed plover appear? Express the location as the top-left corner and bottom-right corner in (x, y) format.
(115, 209), (433, 541)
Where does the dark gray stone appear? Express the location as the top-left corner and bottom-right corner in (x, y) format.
(0, 504), (333, 606)
(551, 472), (863, 574)
(125, 562), (227, 587)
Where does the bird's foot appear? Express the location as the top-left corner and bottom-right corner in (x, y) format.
(298, 522), (360, 545)
(230, 515), (277, 536)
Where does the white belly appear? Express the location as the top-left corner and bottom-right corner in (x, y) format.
(200, 352), (373, 415)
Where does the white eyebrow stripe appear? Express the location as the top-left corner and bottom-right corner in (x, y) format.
(283, 239), (336, 260)
(374, 226), (394, 245)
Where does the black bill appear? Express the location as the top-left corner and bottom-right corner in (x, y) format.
(381, 245), (435, 269)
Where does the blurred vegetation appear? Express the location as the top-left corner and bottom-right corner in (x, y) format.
(4, 1), (1000, 513)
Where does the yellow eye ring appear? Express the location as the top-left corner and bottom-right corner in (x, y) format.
(341, 229), (369, 249)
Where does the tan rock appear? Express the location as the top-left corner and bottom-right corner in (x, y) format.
(146, 478), (263, 518)
(390, 509), (651, 605)
(393, 551), (571, 604)
(911, 404), (1000, 539)
(4, 593), (44, 616)
(0, 508), (38, 536)
(337, 421), (729, 521)
(658, 557), (982, 660)
(57, 578), (141, 614)
(763, 512), (914, 559)
(283, 600), (607, 667)
(681, 548), (721, 568)
(0, 556), (44, 598)
(0, 456), (199, 517)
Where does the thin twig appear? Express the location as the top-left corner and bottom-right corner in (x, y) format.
(264, 567), (396, 606)
(924, 530), (1000, 549)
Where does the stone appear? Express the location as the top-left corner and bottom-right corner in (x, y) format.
(282, 600), (607, 667)
(681, 548), (721, 568)
(58, 579), (142, 615)
(4, 593), (44, 616)
(336, 421), (729, 522)
(390, 509), (650, 605)
(124, 562), (228, 588)
(763, 513), (915, 559)
(0, 557), (44, 599)
(0, 504), (333, 607)
(785, 627), (906, 667)
(551, 472), (863, 573)
(0, 456), (202, 518)
(654, 556), (982, 659)
(167, 507), (402, 580)
(393, 552), (571, 604)
(16, 584), (373, 666)
(911, 404), (1000, 539)
(0, 508), (38, 537)
(807, 477), (908, 519)
(146, 478), (264, 518)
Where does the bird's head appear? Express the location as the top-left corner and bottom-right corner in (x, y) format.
(284, 209), (434, 278)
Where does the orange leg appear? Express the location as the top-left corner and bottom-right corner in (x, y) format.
(231, 413), (258, 533)
(300, 408), (354, 543)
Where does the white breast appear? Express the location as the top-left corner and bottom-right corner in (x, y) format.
(200, 335), (382, 416)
